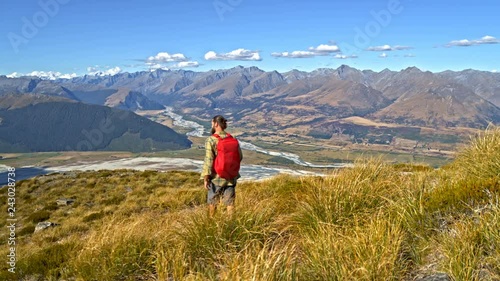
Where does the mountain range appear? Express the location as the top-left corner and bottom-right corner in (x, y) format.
(0, 65), (499, 151)
(0, 76), (165, 111)
(3, 65), (497, 127)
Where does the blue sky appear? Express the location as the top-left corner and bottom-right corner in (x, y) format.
(1, 0), (499, 78)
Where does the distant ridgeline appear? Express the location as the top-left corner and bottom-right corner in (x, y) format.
(0, 94), (191, 152)
(1, 65), (499, 147)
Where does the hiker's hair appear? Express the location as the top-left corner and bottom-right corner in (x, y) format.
(212, 115), (227, 130)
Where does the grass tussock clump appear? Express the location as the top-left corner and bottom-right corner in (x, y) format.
(294, 160), (406, 232)
(0, 128), (498, 280)
(16, 242), (79, 280)
(300, 219), (406, 280)
(68, 215), (158, 280)
(27, 209), (51, 223)
(452, 125), (500, 181)
(422, 126), (500, 218)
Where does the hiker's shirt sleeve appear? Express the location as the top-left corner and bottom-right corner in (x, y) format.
(201, 137), (215, 178)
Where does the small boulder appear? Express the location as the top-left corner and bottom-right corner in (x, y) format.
(34, 222), (58, 233)
(56, 198), (75, 206)
(415, 273), (451, 281)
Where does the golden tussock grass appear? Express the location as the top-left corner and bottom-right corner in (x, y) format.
(0, 127), (498, 280)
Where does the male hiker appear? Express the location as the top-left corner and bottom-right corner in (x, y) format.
(201, 115), (243, 217)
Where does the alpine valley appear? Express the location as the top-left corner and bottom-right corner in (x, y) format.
(0, 65), (499, 154)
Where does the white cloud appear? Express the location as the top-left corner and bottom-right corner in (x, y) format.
(145, 59), (199, 70)
(393, 45), (413, 51)
(334, 54), (358, 59)
(480, 35), (498, 44)
(58, 73), (78, 79)
(367, 45), (392, 51)
(272, 43), (343, 59)
(86, 65), (101, 73)
(103, 67), (121, 76)
(446, 35), (499, 47)
(6, 72), (19, 78)
(308, 44), (341, 54)
(204, 49), (262, 61)
(379, 53), (388, 58)
(147, 52), (187, 62)
(146, 63), (167, 71)
(172, 61), (200, 68)
(492, 69), (498, 73)
(6, 71), (77, 80)
(271, 51), (317, 58)
(367, 45), (413, 51)
(204, 51), (218, 60)
(447, 39), (475, 47)
(88, 66), (121, 76)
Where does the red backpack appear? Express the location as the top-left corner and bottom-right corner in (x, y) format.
(212, 133), (241, 179)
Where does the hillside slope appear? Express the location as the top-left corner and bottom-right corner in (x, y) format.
(0, 94), (190, 152)
(0, 127), (498, 280)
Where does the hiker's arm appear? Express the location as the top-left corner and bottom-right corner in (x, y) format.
(201, 137), (215, 179)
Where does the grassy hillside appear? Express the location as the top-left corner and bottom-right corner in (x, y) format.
(0, 127), (499, 280)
